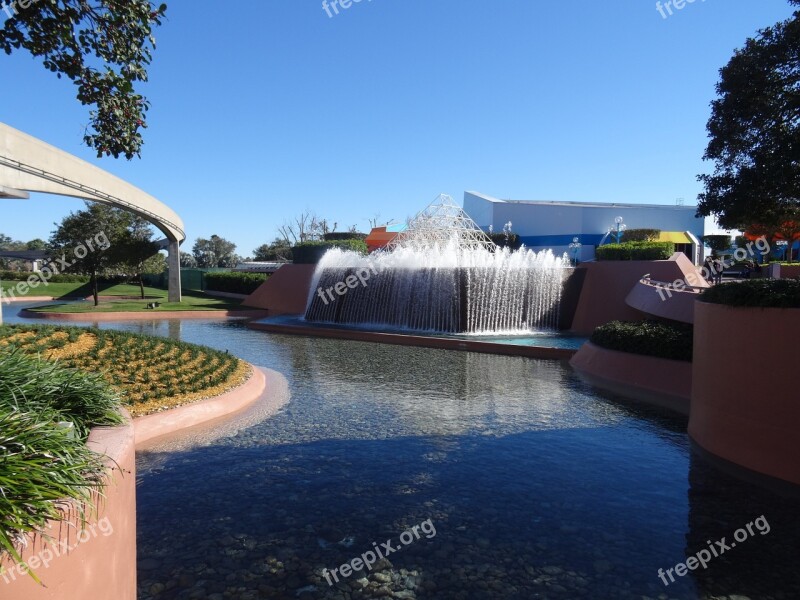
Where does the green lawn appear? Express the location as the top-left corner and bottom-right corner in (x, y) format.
(1, 282), (248, 313)
(1, 280), (157, 299)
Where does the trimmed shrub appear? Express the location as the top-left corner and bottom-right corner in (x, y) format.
(595, 241), (675, 261)
(590, 320), (694, 362)
(323, 232), (368, 241)
(292, 239), (369, 264)
(700, 279), (800, 308)
(0, 270), (90, 283)
(489, 233), (522, 251)
(623, 229), (661, 243)
(204, 272), (269, 295)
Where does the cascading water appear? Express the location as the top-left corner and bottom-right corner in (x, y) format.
(304, 242), (570, 335)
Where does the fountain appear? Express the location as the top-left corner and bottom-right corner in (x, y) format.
(304, 195), (570, 335)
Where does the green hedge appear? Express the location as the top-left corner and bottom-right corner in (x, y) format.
(595, 241), (675, 261)
(292, 240), (369, 264)
(700, 279), (800, 308)
(622, 229), (661, 243)
(590, 320), (694, 362)
(204, 272), (269, 295)
(0, 270), (90, 283)
(323, 232), (367, 241)
(489, 233), (522, 250)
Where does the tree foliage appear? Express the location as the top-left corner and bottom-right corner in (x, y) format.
(192, 235), (240, 268)
(49, 202), (131, 305)
(697, 2), (800, 230)
(253, 238), (292, 262)
(0, 1), (167, 159)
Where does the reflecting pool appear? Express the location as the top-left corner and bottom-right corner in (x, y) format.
(3, 303), (798, 599)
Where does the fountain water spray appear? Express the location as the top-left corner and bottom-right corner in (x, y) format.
(305, 194), (569, 334)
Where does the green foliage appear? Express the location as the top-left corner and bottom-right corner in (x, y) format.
(192, 235), (240, 268)
(0, 271), (89, 283)
(700, 279), (800, 308)
(622, 229), (661, 243)
(0, 324), (244, 410)
(0, 348), (123, 438)
(595, 241), (676, 261)
(697, 8), (800, 229)
(590, 320), (694, 362)
(0, 350), (123, 571)
(292, 240), (369, 264)
(253, 238), (292, 262)
(0, 1), (167, 159)
(702, 235), (733, 252)
(489, 233), (522, 250)
(323, 232), (368, 241)
(204, 272), (268, 295)
(49, 202), (131, 305)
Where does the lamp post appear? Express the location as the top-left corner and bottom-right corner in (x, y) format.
(568, 236), (582, 266)
(610, 216), (626, 244)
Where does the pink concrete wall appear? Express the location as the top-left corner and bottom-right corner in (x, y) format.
(1, 415), (137, 599)
(569, 341), (692, 415)
(134, 366), (266, 446)
(242, 264), (316, 315)
(624, 279), (701, 324)
(779, 264), (800, 279)
(570, 254), (704, 334)
(689, 302), (800, 485)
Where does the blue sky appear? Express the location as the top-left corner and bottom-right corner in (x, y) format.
(1, 0), (795, 256)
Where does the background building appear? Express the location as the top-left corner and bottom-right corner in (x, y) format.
(464, 191), (705, 263)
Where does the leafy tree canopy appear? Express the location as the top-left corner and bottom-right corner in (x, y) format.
(697, 1), (800, 230)
(1, 1), (167, 159)
(192, 235), (240, 268)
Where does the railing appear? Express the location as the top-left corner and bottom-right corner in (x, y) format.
(640, 274), (707, 293)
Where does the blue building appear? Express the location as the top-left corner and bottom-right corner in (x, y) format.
(464, 191), (705, 264)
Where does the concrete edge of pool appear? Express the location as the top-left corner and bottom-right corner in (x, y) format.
(133, 364), (267, 447)
(1, 409), (138, 600)
(17, 308), (270, 321)
(247, 319), (578, 360)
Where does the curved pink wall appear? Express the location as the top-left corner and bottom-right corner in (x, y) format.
(242, 264), (317, 315)
(624, 278), (701, 324)
(570, 253), (704, 334)
(569, 342), (691, 414)
(1, 415), (137, 599)
(689, 302), (800, 485)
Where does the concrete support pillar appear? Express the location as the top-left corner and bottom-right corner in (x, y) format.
(168, 240), (182, 303)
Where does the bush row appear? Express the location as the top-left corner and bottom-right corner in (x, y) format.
(292, 239), (369, 264)
(700, 279), (800, 308)
(0, 270), (90, 283)
(322, 232), (367, 241)
(204, 272), (269, 295)
(595, 241), (675, 261)
(622, 228), (661, 243)
(590, 320), (694, 362)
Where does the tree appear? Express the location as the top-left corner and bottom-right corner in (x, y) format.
(49, 202), (131, 305)
(1, 1), (167, 159)
(702, 235), (734, 254)
(697, 2), (800, 231)
(180, 252), (197, 268)
(25, 239), (46, 251)
(192, 235), (239, 268)
(115, 217), (162, 298)
(253, 238), (292, 262)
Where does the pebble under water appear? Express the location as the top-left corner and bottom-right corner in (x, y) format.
(4, 306), (799, 599)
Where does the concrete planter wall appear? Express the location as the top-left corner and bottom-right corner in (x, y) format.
(569, 342), (692, 415)
(1, 413), (137, 599)
(689, 301), (800, 485)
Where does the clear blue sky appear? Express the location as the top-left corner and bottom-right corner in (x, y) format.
(1, 0), (795, 256)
